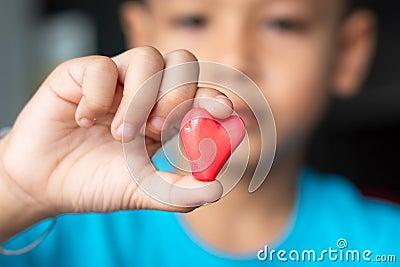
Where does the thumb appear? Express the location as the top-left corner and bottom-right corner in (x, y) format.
(132, 171), (223, 212)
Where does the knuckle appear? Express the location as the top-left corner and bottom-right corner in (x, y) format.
(58, 57), (80, 68)
(50, 58), (86, 87)
(54, 58), (76, 75)
(130, 46), (164, 69)
(87, 56), (118, 76)
(164, 49), (198, 63)
(54, 56), (118, 84)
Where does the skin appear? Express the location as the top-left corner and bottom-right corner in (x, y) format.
(121, 0), (376, 253)
(0, 0), (375, 255)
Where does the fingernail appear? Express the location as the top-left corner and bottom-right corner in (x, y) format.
(216, 94), (228, 99)
(117, 123), (137, 142)
(216, 95), (231, 106)
(79, 118), (95, 128)
(149, 117), (165, 132)
(200, 202), (211, 207)
(211, 197), (221, 203)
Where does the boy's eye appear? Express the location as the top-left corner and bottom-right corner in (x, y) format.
(175, 16), (208, 29)
(265, 19), (307, 32)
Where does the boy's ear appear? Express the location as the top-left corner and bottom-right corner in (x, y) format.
(120, 1), (151, 48)
(332, 9), (377, 98)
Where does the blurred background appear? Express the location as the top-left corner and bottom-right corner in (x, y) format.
(0, 0), (399, 201)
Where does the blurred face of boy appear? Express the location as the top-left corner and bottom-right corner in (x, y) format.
(122, 0), (375, 164)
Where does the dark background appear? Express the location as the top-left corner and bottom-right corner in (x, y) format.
(2, 0), (400, 201)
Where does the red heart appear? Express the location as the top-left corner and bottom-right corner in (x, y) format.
(180, 108), (245, 181)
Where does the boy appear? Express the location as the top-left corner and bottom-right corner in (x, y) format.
(0, 0), (399, 266)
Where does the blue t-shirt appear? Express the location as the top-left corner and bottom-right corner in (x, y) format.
(1, 166), (400, 266)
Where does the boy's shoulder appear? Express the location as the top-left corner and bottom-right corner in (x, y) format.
(300, 167), (400, 216)
(295, 168), (400, 250)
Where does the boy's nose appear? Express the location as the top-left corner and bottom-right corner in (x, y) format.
(212, 22), (258, 81)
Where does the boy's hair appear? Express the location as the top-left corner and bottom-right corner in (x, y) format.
(126, 0), (376, 14)
(348, 0), (376, 12)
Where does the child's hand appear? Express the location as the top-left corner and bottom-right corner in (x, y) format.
(0, 47), (231, 240)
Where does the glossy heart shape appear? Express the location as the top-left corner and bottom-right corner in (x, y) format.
(180, 107), (245, 181)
